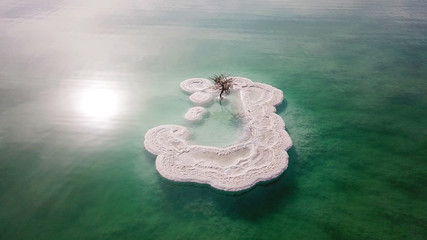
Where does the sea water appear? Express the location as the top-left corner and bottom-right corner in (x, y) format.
(0, 0), (426, 239)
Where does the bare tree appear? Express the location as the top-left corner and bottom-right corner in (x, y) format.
(210, 74), (234, 100)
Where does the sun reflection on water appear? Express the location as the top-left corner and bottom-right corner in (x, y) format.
(67, 74), (127, 129)
(78, 89), (119, 119)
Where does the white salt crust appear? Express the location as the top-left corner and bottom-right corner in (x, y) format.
(144, 77), (292, 192)
(184, 107), (207, 121)
(189, 92), (213, 104)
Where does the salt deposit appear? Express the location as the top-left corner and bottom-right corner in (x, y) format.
(189, 92), (213, 104)
(184, 107), (207, 121)
(144, 77), (292, 192)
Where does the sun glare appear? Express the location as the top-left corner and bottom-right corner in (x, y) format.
(78, 89), (119, 119)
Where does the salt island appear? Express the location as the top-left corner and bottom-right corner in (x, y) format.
(144, 77), (292, 191)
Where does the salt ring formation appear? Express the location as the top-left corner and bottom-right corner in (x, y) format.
(144, 77), (293, 191)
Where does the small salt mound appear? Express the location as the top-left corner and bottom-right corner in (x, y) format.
(180, 78), (214, 93)
(144, 77), (292, 192)
(189, 92), (213, 104)
(184, 107), (207, 121)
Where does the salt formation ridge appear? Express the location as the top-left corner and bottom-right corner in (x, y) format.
(144, 77), (292, 191)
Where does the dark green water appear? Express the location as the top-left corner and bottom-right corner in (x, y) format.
(1, 0), (426, 239)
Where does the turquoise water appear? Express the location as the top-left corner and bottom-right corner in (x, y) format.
(1, 0), (426, 239)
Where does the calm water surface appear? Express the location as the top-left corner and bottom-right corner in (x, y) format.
(0, 0), (426, 239)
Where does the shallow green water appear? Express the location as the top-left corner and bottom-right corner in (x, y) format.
(0, 0), (426, 239)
